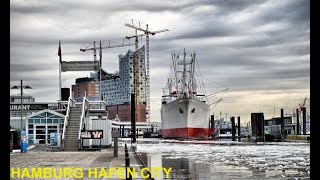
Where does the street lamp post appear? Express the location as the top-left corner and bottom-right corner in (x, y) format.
(11, 80), (32, 131)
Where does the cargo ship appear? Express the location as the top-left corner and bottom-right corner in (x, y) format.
(160, 49), (212, 139)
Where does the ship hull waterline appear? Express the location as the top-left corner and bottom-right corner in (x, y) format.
(161, 97), (213, 140)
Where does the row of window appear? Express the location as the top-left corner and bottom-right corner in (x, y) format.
(10, 111), (32, 117)
(28, 118), (64, 124)
(11, 98), (34, 103)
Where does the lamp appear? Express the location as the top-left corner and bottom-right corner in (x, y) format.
(11, 80), (32, 132)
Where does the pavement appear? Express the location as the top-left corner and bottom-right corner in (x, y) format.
(10, 144), (149, 180)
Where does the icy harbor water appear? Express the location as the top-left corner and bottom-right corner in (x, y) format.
(134, 141), (310, 180)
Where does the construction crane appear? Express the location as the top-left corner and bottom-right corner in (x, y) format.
(80, 38), (134, 52)
(125, 19), (169, 122)
(299, 97), (307, 112)
(80, 38), (135, 100)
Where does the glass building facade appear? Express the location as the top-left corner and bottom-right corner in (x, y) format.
(26, 109), (65, 145)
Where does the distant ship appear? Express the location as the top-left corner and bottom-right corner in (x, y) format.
(160, 49), (213, 139)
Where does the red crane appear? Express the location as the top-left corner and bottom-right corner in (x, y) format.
(299, 97), (307, 112)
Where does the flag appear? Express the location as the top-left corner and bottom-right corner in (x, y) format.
(58, 40), (62, 64)
(99, 40), (102, 67)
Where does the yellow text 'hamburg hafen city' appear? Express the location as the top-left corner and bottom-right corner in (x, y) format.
(11, 167), (172, 179)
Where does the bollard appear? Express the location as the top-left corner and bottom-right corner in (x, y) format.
(124, 146), (128, 153)
(125, 150), (129, 158)
(125, 144), (128, 152)
(126, 167), (133, 180)
(125, 157), (131, 180)
(125, 156), (130, 167)
(114, 137), (118, 157)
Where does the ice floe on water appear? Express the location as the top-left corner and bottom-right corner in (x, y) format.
(135, 141), (310, 179)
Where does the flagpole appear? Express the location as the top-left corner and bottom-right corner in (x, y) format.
(99, 41), (102, 101)
(59, 58), (61, 101)
(58, 40), (62, 110)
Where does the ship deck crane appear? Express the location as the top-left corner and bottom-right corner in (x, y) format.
(125, 19), (169, 122)
(80, 38), (135, 100)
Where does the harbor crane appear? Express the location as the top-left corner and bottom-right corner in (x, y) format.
(80, 38), (135, 100)
(125, 19), (169, 122)
(299, 97), (307, 112)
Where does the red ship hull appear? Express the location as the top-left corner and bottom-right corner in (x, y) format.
(162, 128), (213, 139)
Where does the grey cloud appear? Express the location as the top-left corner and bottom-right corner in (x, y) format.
(10, 0), (310, 121)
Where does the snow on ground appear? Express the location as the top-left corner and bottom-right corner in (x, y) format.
(11, 145), (36, 153)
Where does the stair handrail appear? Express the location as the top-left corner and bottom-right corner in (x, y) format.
(79, 96), (89, 140)
(62, 96), (76, 141)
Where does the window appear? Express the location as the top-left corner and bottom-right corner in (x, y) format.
(36, 129), (46, 134)
(36, 135), (45, 139)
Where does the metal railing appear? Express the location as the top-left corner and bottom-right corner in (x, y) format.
(79, 97), (89, 140)
(62, 96), (76, 149)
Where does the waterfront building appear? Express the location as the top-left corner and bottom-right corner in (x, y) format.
(26, 109), (65, 145)
(71, 77), (99, 101)
(10, 93), (35, 103)
(89, 45), (147, 122)
(10, 93), (69, 131)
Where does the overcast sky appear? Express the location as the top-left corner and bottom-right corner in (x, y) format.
(10, 0), (310, 123)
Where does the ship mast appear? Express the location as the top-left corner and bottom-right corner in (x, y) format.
(172, 53), (178, 96)
(190, 52), (196, 97)
(182, 49), (187, 97)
